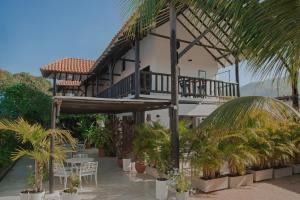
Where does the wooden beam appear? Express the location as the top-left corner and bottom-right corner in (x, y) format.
(178, 27), (211, 59)
(150, 32), (228, 52)
(104, 72), (121, 76)
(177, 18), (226, 68)
(170, 4), (179, 169)
(184, 11), (234, 65)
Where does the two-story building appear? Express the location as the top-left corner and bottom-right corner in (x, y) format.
(41, 6), (239, 127)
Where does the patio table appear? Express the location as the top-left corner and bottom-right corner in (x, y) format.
(65, 157), (94, 172)
(65, 157), (94, 165)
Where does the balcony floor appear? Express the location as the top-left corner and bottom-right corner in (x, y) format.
(0, 149), (300, 200)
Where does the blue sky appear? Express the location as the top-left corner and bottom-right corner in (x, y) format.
(0, 0), (255, 86)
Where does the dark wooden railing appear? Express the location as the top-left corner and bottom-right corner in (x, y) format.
(98, 73), (135, 98)
(98, 71), (238, 98)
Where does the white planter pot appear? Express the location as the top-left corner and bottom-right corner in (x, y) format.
(61, 192), (80, 200)
(191, 176), (228, 193)
(273, 166), (293, 179)
(228, 174), (253, 188)
(176, 191), (189, 200)
(20, 191), (45, 200)
(156, 179), (168, 200)
(122, 158), (131, 172)
(249, 168), (273, 182)
(292, 164), (300, 174)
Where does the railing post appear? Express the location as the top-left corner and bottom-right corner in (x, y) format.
(235, 57), (240, 97)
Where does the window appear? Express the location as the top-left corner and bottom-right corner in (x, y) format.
(198, 70), (206, 79)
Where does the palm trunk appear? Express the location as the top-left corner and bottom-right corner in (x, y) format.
(291, 80), (299, 111)
(35, 161), (43, 192)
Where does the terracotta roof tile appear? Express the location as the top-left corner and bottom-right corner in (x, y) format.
(41, 58), (95, 77)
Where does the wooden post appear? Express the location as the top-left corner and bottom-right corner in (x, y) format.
(135, 27), (141, 99)
(49, 101), (57, 193)
(235, 58), (240, 97)
(96, 71), (99, 96)
(170, 4), (179, 169)
(84, 84), (88, 97)
(52, 73), (57, 96)
(92, 78), (95, 97)
(134, 26), (144, 123)
(109, 64), (113, 97)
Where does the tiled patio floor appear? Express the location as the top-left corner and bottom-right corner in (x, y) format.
(0, 149), (300, 200)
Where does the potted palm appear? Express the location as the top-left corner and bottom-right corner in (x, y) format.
(151, 123), (171, 200)
(92, 126), (111, 157)
(190, 129), (228, 193)
(269, 128), (297, 179)
(133, 124), (155, 173)
(0, 118), (76, 200)
(60, 174), (80, 200)
(220, 132), (256, 188)
(77, 119), (96, 148)
(174, 172), (190, 200)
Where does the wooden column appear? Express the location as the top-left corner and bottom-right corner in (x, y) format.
(96, 71), (99, 96)
(109, 64), (113, 97)
(134, 26), (144, 123)
(235, 58), (240, 97)
(84, 84), (88, 97)
(91, 78), (95, 97)
(49, 102), (57, 193)
(169, 4), (179, 169)
(134, 27), (141, 98)
(52, 73), (57, 96)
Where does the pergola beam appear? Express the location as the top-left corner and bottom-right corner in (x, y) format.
(177, 18), (226, 68)
(150, 32), (228, 52)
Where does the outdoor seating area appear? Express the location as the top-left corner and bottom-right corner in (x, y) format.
(53, 144), (98, 189)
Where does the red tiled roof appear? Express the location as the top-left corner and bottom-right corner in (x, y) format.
(41, 58), (95, 77)
(57, 80), (81, 87)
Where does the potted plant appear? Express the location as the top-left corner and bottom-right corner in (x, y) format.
(220, 131), (256, 188)
(133, 123), (156, 173)
(268, 128), (297, 179)
(0, 118), (76, 200)
(120, 119), (134, 172)
(149, 123), (171, 200)
(174, 172), (190, 200)
(92, 126), (111, 157)
(77, 118), (96, 148)
(190, 129), (228, 193)
(60, 174), (80, 200)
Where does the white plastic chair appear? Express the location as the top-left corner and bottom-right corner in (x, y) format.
(78, 161), (98, 187)
(53, 163), (71, 188)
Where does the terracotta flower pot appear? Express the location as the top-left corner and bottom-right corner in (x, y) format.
(135, 162), (146, 174)
(98, 148), (105, 157)
(117, 157), (123, 168)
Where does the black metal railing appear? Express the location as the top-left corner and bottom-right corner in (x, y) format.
(98, 71), (238, 98)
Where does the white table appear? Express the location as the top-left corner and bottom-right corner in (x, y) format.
(65, 157), (94, 172)
(66, 157), (94, 165)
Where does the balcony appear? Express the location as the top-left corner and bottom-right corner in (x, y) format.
(98, 71), (239, 99)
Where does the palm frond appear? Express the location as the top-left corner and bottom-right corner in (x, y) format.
(200, 96), (300, 131)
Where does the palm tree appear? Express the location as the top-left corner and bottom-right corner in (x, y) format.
(0, 118), (76, 192)
(123, 0), (300, 111)
(194, 0), (300, 110)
